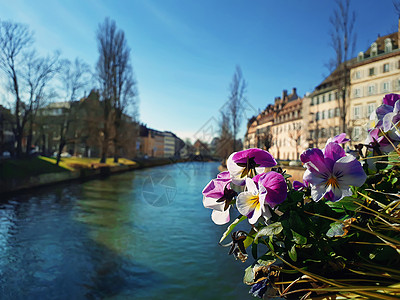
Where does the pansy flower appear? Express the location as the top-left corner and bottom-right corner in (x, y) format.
(376, 94), (400, 129)
(236, 171), (287, 224)
(227, 148), (277, 185)
(293, 180), (309, 191)
(202, 171), (237, 225)
(300, 142), (367, 202)
(326, 133), (350, 145)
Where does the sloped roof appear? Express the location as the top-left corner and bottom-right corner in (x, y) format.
(364, 32), (398, 57)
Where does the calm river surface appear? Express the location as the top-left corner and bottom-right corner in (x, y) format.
(0, 162), (254, 299)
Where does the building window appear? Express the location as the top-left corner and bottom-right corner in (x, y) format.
(353, 127), (361, 141)
(316, 97), (320, 105)
(357, 52), (364, 61)
(311, 98), (314, 105)
(328, 109), (334, 118)
(383, 81), (390, 92)
(322, 95), (325, 103)
(369, 67), (375, 76)
(354, 88), (361, 98)
(322, 110), (326, 119)
(353, 106), (361, 119)
(383, 63), (390, 73)
(335, 107), (340, 117)
(355, 71), (361, 79)
(328, 93), (332, 101)
(316, 112), (320, 121)
(368, 85), (375, 95)
(367, 103), (375, 117)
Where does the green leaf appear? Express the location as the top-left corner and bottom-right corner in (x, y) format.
(252, 242), (258, 260)
(326, 221), (345, 238)
(219, 215), (246, 244)
(243, 265), (255, 285)
(289, 244), (297, 262)
(291, 230), (307, 245)
(243, 236), (254, 249)
(254, 222), (283, 242)
(327, 196), (360, 213)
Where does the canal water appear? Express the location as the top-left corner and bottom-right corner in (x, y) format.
(0, 162), (254, 299)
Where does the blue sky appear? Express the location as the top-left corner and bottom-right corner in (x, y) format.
(0, 0), (398, 141)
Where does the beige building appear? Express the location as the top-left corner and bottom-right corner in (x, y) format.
(270, 91), (305, 161)
(308, 70), (343, 149)
(244, 88), (308, 161)
(349, 29), (400, 145)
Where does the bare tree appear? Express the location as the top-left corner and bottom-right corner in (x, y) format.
(54, 58), (90, 164)
(228, 66), (246, 152)
(216, 111), (233, 160)
(95, 18), (138, 163)
(24, 51), (60, 154)
(0, 20), (59, 157)
(287, 122), (303, 160)
(261, 126), (273, 152)
(329, 0), (357, 135)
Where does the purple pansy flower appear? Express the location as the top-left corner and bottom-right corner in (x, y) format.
(300, 142), (367, 202)
(293, 180), (309, 191)
(227, 148), (277, 185)
(383, 93), (400, 107)
(326, 133), (350, 145)
(376, 94), (400, 130)
(382, 100), (400, 132)
(365, 127), (400, 153)
(202, 172), (237, 225)
(236, 171), (286, 224)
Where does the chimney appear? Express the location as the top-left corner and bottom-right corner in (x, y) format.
(282, 89), (288, 100)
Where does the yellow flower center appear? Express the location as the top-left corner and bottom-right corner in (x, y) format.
(325, 176), (339, 189)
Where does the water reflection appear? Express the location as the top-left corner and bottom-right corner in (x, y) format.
(0, 162), (253, 299)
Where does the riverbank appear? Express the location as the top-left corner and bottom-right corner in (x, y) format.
(218, 164), (305, 182)
(0, 156), (186, 195)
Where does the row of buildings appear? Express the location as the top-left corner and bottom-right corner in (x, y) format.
(244, 20), (400, 161)
(0, 91), (187, 159)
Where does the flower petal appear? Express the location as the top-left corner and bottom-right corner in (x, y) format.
(293, 181), (306, 191)
(382, 112), (396, 132)
(324, 142), (346, 170)
(217, 171), (231, 181)
(202, 179), (226, 199)
(334, 155), (367, 188)
(211, 209), (230, 225)
(227, 152), (246, 186)
(236, 191), (259, 220)
(203, 196), (225, 211)
(248, 205), (262, 224)
(310, 183), (327, 202)
(245, 177), (258, 194)
(258, 172), (287, 208)
(383, 93), (400, 107)
(232, 148), (277, 167)
(303, 167), (328, 186)
(300, 148), (331, 175)
(376, 104), (393, 120)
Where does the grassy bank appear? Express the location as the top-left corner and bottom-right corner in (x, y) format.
(0, 156), (137, 182)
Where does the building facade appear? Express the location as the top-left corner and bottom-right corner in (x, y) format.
(349, 30), (400, 145)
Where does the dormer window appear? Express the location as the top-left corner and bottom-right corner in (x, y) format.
(357, 52), (364, 61)
(371, 42), (378, 57)
(385, 38), (392, 53)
